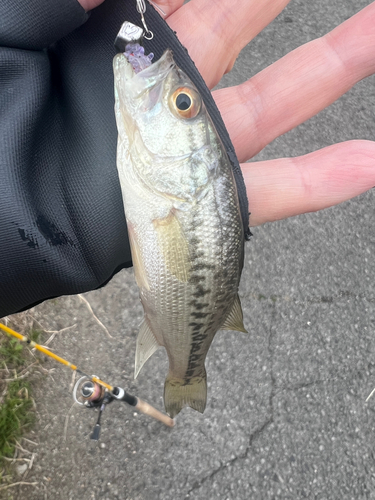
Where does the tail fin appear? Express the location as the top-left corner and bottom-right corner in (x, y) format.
(164, 370), (207, 418)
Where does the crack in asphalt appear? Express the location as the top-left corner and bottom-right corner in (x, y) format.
(184, 417), (273, 498)
(280, 379), (326, 392)
(184, 303), (278, 498)
(242, 291), (375, 305)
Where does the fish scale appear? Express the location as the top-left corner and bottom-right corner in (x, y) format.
(113, 48), (247, 417)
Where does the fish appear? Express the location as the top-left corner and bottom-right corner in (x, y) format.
(113, 47), (247, 418)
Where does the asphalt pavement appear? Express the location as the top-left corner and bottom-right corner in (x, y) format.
(21, 0), (375, 499)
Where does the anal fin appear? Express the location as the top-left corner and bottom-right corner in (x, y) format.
(164, 370), (207, 418)
(221, 294), (247, 333)
(134, 320), (160, 379)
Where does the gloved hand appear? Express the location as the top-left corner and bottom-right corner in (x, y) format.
(1, 0), (374, 318)
(0, 0), (248, 317)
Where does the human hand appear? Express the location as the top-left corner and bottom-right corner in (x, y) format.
(79, 0), (375, 227)
(158, 0), (375, 227)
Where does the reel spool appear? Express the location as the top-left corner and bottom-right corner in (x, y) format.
(73, 375), (106, 407)
(73, 375), (116, 439)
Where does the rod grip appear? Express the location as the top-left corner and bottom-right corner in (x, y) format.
(135, 398), (175, 428)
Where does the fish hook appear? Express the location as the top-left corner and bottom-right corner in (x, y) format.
(136, 0), (154, 40)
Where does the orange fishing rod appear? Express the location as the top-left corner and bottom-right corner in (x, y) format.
(0, 322), (174, 439)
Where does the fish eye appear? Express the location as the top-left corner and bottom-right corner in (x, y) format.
(169, 87), (201, 119)
(176, 93), (191, 111)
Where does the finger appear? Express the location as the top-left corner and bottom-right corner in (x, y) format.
(149, 0), (185, 18)
(77, 0), (104, 10)
(166, 0), (291, 88)
(244, 140), (375, 226)
(214, 2), (375, 163)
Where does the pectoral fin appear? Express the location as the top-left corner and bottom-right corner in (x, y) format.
(153, 210), (190, 282)
(127, 222), (150, 291)
(134, 319), (160, 378)
(221, 294), (247, 333)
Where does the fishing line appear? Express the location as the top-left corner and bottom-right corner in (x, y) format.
(0, 322), (174, 440)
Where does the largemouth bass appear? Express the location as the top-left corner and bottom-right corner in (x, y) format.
(113, 48), (246, 418)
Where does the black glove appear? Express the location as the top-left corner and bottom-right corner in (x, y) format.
(0, 0), (248, 318)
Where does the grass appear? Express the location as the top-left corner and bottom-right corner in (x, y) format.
(0, 378), (34, 458)
(0, 316), (42, 465)
(0, 340), (24, 368)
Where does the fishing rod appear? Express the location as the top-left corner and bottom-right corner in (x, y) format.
(0, 322), (174, 440)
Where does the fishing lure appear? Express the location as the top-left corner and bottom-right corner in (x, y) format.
(115, 0), (154, 52)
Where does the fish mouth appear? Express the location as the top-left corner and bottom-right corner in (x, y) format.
(114, 49), (175, 91)
(113, 48), (176, 118)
